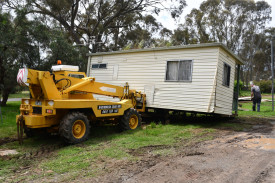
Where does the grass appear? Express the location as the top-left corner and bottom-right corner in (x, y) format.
(238, 89), (275, 117)
(9, 91), (30, 98)
(0, 101), (20, 138)
(238, 101), (275, 117)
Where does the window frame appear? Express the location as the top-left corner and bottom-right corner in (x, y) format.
(165, 60), (193, 82)
(222, 62), (231, 87)
(91, 63), (108, 69)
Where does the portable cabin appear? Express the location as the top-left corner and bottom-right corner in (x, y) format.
(86, 43), (243, 116)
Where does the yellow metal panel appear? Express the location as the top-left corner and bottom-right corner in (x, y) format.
(38, 72), (62, 99)
(22, 113), (63, 128)
(27, 69), (40, 85)
(54, 99), (133, 117)
(62, 78), (124, 97)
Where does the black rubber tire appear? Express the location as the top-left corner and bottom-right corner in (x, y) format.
(119, 108), (141, 131)
(59, 112), (90, 144)
(24, 126), (34, 138)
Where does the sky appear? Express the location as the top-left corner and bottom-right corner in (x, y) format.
(158, 0), (275, 30)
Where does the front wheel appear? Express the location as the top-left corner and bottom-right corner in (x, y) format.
(119, 108), (141, 131)
(24, 126), (34, 138)
(59, 112), (90, 144)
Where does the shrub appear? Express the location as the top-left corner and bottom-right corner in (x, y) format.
(254, 80), (272, 93)
(234, 80), (243, 96)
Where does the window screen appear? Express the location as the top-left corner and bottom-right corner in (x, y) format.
(166, 60), (192, 81)
(92, 63), (107, 69)
(223, 63), (231, 87)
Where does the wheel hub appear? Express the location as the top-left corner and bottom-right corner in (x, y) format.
(129, 115), (138, 129)
(72, 120), (86, 139)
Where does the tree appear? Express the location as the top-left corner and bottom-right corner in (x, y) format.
(0, 10), (88, 106)
(4, 0), (186, 52)
(1, 0), (188, 105)
(239, 28), (275, 84)
(0, 11), (26, 106)
(172, 0), (272, 85)
(174, 0), (271, 52)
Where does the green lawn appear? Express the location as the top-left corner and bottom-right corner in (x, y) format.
(238, 90), (275, 117)
(9, 91), (30, 98)
(238, 101), (275, 117)
(0, 102), (20, 138)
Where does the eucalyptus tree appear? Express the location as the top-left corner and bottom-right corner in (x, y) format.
(0, 9), (88, 106)
(178, 0), (271, 51)
(0, 11), (44, 105)
(172, 0), (271, 84)
(4, 0), (187, 53)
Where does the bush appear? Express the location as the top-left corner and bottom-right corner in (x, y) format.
(254, 80), (272, 93)
(234, 80), (243, 96)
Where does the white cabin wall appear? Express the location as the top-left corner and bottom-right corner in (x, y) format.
(215, 48), (236, 115)
(89, 47), (219, 113)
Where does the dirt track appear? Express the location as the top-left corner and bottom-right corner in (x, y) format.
(84, 118), (275, 183)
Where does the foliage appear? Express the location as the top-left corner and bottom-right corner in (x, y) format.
(0, 11), (25, 106)
(0, 10), (88, 105)
(234, 80), (243, 93)
(254, 80), (272, 93)
(179, 0), (271, 51)
(172, 0), (272, 86)
(4, 0), (187, 53)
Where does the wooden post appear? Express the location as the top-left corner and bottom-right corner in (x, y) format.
(235, 64), (240, 115)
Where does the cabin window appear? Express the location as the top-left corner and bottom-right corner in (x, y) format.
(166, 60), (193, 81)
(223, 63), (231, 87)
(92, 63), (107, 69)
(68, 74), (85, 79)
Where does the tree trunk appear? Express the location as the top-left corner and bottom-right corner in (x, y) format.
(0, 89), (10, 106)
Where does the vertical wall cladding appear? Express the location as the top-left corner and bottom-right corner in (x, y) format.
(89, 47), (221, 113)
(215, 48), (236, 115)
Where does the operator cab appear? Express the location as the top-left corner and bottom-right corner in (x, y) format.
(51, 61), (86, 79)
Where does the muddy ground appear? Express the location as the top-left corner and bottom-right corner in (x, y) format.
(1, 117), (275, 183)
(83, 117), (275, 183)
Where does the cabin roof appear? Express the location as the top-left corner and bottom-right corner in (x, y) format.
(87, 43), (244, 65)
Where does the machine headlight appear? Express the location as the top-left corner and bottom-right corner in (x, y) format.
(24, 100), (29, 105)
(35, 100), (42, 106)
(48, 100), (54, 106)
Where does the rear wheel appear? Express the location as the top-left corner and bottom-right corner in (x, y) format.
(119, 108), (141, 131)
(59, 112), (90, 144)
(24, 126), (34, 138)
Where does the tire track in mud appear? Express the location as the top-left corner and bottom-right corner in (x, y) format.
(1, 143), (67, 161)
(254, 167), (272, 183)
(0, 137), (19, 146)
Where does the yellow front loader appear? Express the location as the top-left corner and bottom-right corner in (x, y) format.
(16, 62), (146, 144)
